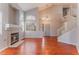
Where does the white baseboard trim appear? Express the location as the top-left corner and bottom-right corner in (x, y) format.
(0, 47), (8, 52)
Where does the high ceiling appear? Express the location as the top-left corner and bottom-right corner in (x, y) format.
(11, 3), (47, 11)
(11, 3), (77, 11)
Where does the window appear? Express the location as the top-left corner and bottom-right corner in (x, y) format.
(26, 15), (36, 20)
(19, 11), (24, 32)
(25, 15), (36, 31)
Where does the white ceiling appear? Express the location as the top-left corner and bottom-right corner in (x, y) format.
(12, 3), (47, 11)
(11, 3), (77, 11)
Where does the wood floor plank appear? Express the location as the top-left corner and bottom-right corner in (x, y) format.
(0, 37), (78, 55)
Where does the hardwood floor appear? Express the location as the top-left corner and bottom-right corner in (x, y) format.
(0, 36), (78, 55)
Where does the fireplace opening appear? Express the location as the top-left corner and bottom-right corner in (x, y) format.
(11, 33), (19, 45)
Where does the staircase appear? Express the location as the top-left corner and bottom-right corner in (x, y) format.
(57, 17), (77, 45)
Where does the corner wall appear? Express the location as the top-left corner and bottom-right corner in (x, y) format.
(0, 3), (9, 51)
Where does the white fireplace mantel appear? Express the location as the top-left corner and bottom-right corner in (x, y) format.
(6, 24), (24, 47)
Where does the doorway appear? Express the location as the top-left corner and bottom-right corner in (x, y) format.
(42, 24), (50, 36)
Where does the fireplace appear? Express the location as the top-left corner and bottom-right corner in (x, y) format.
(11, 33), (19, 45)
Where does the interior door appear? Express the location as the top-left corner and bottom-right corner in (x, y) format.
(44, 24), (50, 36)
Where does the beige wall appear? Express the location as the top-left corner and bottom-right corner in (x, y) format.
(39, 3), (77, 36)
(9, 5), (18, 25)
(39, 5), (63, 36)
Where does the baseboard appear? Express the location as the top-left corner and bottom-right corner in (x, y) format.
(25, 36), (43, 38)
(44, 36), (57, 38)
(0, 46), (8, 52)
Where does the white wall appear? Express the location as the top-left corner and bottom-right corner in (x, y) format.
(25, 31), (43, 38)
(58, 28), (77, 45)
(0, 3), (9, 51)
(0, 4), (3, 51)
(76, 3), (79, 53)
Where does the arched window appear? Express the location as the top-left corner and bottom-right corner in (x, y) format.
(19, 11), (24, 31)
(25, 15), (36, 31)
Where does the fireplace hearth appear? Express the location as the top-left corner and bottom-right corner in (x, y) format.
(11, 33), (19, 45)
